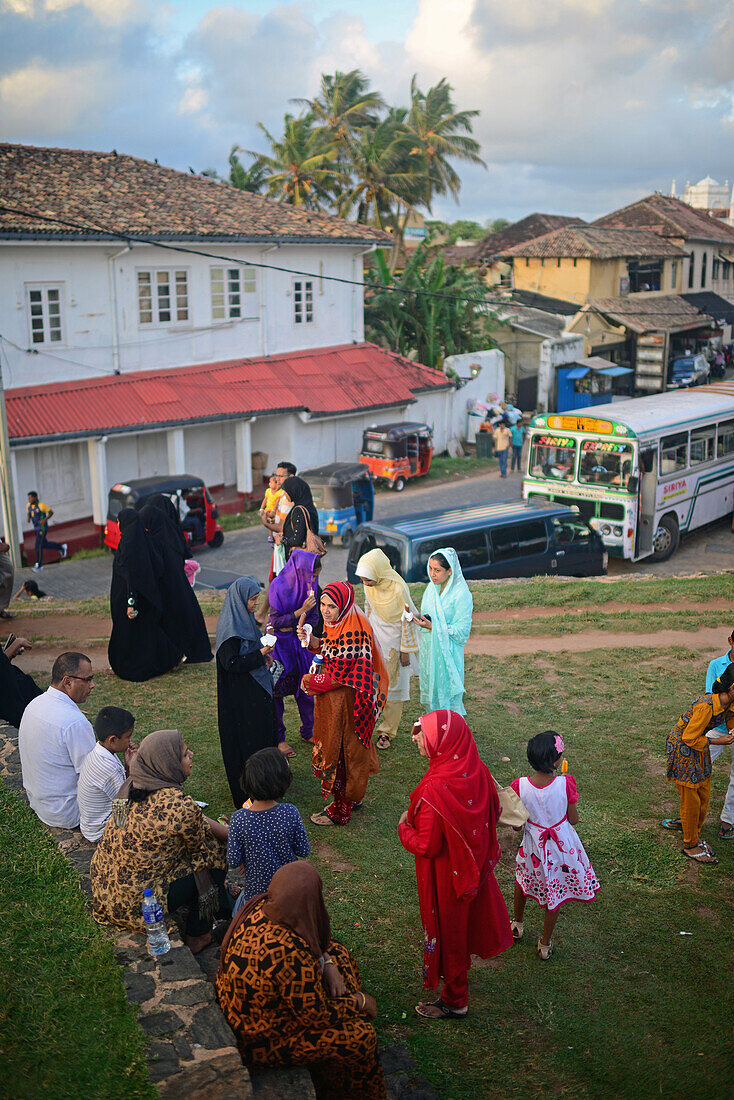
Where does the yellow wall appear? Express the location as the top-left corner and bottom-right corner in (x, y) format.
(511, 256), (681, 301)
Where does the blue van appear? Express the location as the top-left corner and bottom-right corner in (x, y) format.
(346, 500), (607, 583)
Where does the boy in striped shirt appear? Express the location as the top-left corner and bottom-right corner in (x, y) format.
(77, 706), (136, 843)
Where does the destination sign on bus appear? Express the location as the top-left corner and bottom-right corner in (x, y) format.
(536, 435), (575, 448)
(546, 416), (626, 435)
(581, 440), (630, 453)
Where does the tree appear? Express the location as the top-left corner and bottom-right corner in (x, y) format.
(335, 114), (417, 229)
(227, 146), (269, 193)
(246, 115), (342, 209)
(404, 77), (486, 207)
(297, 70), (384, 146)
(365, 247), (496, 370)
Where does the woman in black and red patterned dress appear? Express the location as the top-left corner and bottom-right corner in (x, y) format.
(298, 582), (387, 826)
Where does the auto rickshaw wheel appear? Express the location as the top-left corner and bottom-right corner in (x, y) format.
(208, 530), (224, 549)
(340, 528), (353, 549)
(393, 477), (406, 492)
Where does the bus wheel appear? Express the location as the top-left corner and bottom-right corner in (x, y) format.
(393, 477), (406, 492)
(651, 515), (679, 561)
(207, 530), (224, 549)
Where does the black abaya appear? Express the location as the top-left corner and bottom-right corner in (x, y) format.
(139, 503), (213, 664)
(216, 637), (277, 807)
(0, 649), (43, 728)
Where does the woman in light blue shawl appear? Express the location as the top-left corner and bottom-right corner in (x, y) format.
(416, 548), (473, 716)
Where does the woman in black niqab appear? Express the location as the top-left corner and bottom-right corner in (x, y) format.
(138, 500), (213, 664)
(108, 508), (183, 682)
(280, 477), (319, 561)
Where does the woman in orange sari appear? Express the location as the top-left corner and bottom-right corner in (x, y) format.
(299, 582), (387, 826)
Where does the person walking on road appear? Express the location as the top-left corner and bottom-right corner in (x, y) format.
(492, 423), (512, 478)
(510, 421), (525, 473)
(26, 491), (67, 571)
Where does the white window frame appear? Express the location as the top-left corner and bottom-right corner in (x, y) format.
(26, 283), (64, 346)
(210, 266), (258, 322)
(293, 278), (314, 325)
(137, 268), (190, 327)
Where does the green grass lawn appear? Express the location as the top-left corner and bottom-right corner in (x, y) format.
(3, 577), (734, 1099)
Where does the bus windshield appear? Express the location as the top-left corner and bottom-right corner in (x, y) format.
(529, 434), (576, 481)
(578, 440), (634, 488)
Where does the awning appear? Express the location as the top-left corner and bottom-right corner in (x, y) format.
(599, 365), (633, 377)
(561, 361), (633, 380)
(565, 366), (590, 379)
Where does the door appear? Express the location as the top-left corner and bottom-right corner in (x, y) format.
(549, 515), (600, 576)
(636, 448), (657, 557)
(488, 520), (550, 579)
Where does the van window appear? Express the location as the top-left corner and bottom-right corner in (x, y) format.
(491, 521), (547, 561)
(349, 533), (404, 575)
(660, 432), (688, 474)
(416, 531), (489, 573)
(552, 516), (592, 545)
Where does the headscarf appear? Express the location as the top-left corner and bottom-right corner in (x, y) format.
(218, 862), (331, 970)
(420, 546), (473, 703)
(139, 495), (190, 559)
(115, 508), (162, 611)
(216, 576), (273, 696)
(320, 581), (387, 746)
(268, 549), (319, 619)
(408, 710), (501, 902)
(281, 476), (319, 534)
(356, 547), (413, 623)
(116, 729), (185, 803)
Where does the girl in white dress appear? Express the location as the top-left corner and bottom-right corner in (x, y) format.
(510, 731), (599, 959)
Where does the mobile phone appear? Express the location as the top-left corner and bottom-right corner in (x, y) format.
(3, 632), (16, 651)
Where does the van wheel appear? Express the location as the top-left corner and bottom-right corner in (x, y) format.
(208, 530), (224, 549)
(651, 514), (679, 561)
(340, 529), (353, 549)
(393, 477), (406, 492)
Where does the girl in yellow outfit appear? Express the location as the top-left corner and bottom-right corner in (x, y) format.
(665, 664), (734, 865)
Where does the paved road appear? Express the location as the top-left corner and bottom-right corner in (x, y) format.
(8, 466), (732, 601)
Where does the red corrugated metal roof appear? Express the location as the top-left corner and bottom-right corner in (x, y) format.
(6, 343), (451, 443)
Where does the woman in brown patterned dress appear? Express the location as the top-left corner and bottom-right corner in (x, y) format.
(216, 862), (386, 1100)
(91, 728), (230, 953)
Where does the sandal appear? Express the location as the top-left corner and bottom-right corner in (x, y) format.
(682, 844), (718, 865)
(661, 819), (683, 831)
(376, 734), (391, 750)
(510, 919), (524, 942)
(718, 822), (734, 839)
(414, 999), (467, 1020)
(537, 937), (553, 960)
(310, 811), (335, 827)
(0, 609), (13, 619)
(278, 742), (296, 758)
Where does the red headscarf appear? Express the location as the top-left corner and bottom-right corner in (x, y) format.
(408, 710), (501, 901)
(320, 581), (387, 746)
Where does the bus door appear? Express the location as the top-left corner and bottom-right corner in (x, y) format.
(636, 448), (657, 557)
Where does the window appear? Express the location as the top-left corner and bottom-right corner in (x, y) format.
(417, 531), (489, 573)
(529, 434), (577, 480)
(687, 255), (695, 289)
(557, 258), (561, 268)
(670, 261), (677, 288)
(348, 534), (404, 574)
(578, 441), (633, 487)
(552, 516), (591, 545)
(701, 251), (707, 288)
(717, 419), (734, 457)
(490, 521), (547, 562)
(628, 260), (662, 293)
(712, 258), (720, 281)
(723, 260), (731, 281)
(210, 266), (257, 321)
(660, 432), (688, 474)
(689, 426), (715, 465)
(27, 285), (63, 344)
(293, 279), (313, 324)
(138, 270), (189, 325)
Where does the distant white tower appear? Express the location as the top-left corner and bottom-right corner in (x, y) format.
(684, 176), (730, 211)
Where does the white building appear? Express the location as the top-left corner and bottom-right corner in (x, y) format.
(0, 144), (499, 546)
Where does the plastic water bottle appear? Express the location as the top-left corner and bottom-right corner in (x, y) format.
(141, 887), (170, 956)
(309, 653), (324, 676)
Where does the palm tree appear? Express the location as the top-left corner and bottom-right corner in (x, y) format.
(404, 77), (486, 206)
(297, 70), (384, 147)
(246, 115), (342, 209)
(227, 146), (268, 193)
(336, 113), (417, 228)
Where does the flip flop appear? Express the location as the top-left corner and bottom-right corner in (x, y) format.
(310, 811), (335, 827)
(414, 999), (467, 1020)
(682, 845), (718, 865)
(718, 823), (734, 839)
(278, 743), (296, 759)
(661, 819), (683, 831)
(376, 734), (391, 750)
(0, 610), (13, 619)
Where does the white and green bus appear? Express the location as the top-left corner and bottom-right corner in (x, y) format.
(522, 382), (734, 561)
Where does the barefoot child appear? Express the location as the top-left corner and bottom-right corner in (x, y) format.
(227, 747), (310, 911)
(510, 731), (599, 959)
(663, 664), (734, 866)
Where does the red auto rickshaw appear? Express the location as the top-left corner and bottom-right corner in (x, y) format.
(103, 474), (224, 551)
(358, 422), (433, 491)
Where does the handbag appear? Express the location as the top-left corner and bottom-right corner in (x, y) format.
(493, 776), (529, 829)
(296, 505), (327, 558)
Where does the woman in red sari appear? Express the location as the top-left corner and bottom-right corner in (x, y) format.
(398, 709), (513, 1018)
(299, 582), (387, 826)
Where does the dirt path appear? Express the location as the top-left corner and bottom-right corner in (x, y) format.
(465, 626), (726, 657)
(473, 600), (724, 623)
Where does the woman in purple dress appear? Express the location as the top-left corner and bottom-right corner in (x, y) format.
(266, 550), (322, 757)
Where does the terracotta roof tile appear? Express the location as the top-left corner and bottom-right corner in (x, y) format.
(474, 214), (587, 262)
(499, 225), (685, 260)
(586, 294), (712, 334)
(0, 143), (390, 245)
(594, 193), (734, 245)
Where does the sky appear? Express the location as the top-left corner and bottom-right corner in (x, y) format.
(1, 0), (733, 224)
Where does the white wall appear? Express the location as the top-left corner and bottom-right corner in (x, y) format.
(14, 439), (93, 531)
(0, 240), (367, 390)
(537, 334), (585, 412)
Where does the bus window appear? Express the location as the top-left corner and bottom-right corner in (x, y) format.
(578, 441), (633, 487)
(529, 435), (576, 480)
(660, 432), (688, 474)
(717, 419), (734, 457)
(689, 427), (715, 465)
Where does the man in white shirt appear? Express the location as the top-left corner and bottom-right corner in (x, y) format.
(19, 651), (95, 829)
(77, 705), (136, 843)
